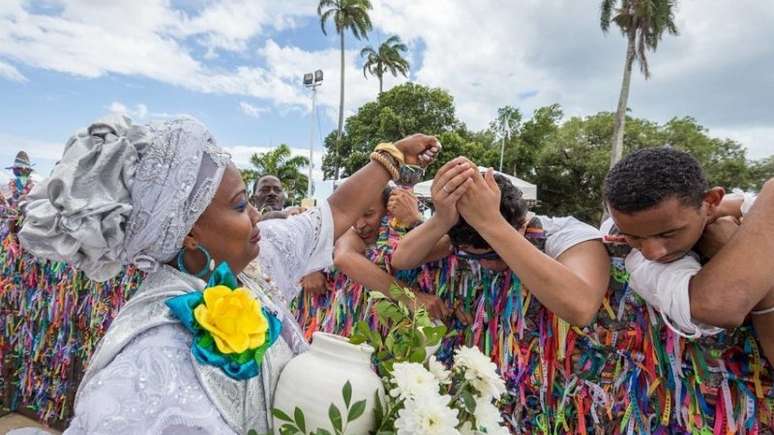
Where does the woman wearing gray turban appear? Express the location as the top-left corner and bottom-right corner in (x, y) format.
(19, 115), (441, 434)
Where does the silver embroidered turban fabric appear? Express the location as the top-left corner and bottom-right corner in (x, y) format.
(19, 115), (231, 281)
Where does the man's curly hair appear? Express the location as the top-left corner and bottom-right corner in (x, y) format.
(604, 147), (708, 214)
(448, 174), (528, 249)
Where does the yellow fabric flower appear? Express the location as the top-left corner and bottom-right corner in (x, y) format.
(194, 285), (269, 354)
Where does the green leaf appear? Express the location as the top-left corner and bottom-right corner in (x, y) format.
(368, 291), (389, 301)
(293, 407), (306, 433)
(328, 403), (343, 434)
(197, 334), (214, 349)
(314, 429), (333, 435)
(347, 399), (367, 422)
(461, 390), (477, 414)
(247, 430), (258, 435)
(388, 284), (412, 301)
(384, 334), (395, 352)
(279, 424), (300, 435)
(408, 346), (426, 363)
(368, 329), (383, 349)
(235, 349), (252, 364)
(272, 408), (294, 423)
(421, 325), (447, 346)
(374, 391), (384, 427)
(342, 381), (352, 408)
(374, 301), (392, 319)
(349, 322), (370, 345)
(349, 334), (367, 345)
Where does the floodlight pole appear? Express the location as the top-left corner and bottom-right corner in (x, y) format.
(303, 70), (323, 198)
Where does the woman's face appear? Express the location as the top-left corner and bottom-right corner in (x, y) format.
(188, 164), (261, 274)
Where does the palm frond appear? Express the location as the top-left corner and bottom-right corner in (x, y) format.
(600, 0), (617, 31)
(317, 0), (336, 16)
(319, 8), (336, 35)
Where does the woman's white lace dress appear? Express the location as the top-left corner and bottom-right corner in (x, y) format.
(63, 204), (333, 435)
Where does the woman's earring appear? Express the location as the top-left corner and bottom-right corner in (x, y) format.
(177, 244), (214, 278)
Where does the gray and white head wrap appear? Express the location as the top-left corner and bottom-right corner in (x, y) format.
(19, 115), (231, 281)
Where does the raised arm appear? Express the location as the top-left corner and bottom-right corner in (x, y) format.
(328, 135), (440, 240)
(391, 158), (475, 270)
(690, 179), (774, 327)
(334, 228), (450, 320)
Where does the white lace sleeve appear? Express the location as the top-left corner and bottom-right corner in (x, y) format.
(256, 200), (334, 301)
(64, 325), (236, 435)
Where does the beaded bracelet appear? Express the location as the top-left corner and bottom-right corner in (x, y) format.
(370, 151), (400, 180)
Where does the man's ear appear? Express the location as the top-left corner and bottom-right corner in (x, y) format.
(703, 186), (725, 218)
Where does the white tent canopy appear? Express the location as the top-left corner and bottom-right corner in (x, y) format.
(413, 167), (537, 201)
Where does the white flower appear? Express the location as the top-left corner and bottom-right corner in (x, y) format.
(473, 398), (509, 435)
(458, 421), (477, 435)
(390, 362), (441, 401)
(453, 346), (507, 400)
(427, 356), (451, 385)
(395, 394), (460, 435)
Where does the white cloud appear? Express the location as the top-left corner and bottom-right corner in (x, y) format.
(0, 0), (771, 162)
(107, 101), (149, 119)
(369, 0), (774, 158)
(711, 127), (774, 161)
(0, 1), (400, 125)
(0, 133), (64, 162)
(0, 60), (26, 81)
(257, 38), (405, 117)
(177, 0), (310, 53)
(239, 101), (270, 118)
(0, 1), (314, 102)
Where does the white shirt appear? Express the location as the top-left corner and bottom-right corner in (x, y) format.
(539, 215), (604, 259)
(617, 193), (756, 338)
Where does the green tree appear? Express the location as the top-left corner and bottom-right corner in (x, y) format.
(531, 111), (759, 224)
(321, 82), (465, 178)
(660, 117), (753, 191)
(361, 35), (410, 94)
(601, 0), (678, 169)
(488, 106), (522, 172)
(512, 104), (563, 179)
(248, 144), (310, 206)
(750, 156), (774, 190)
(486, 104), (564, 181)
(318, 0), (373, 180)
(533, 112), (627, 223)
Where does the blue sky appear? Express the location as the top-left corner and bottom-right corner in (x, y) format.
(1, 1), (772, 199)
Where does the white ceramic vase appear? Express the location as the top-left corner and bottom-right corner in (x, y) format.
(272, 332), (383, 434)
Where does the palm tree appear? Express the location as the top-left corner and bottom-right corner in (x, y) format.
(601, 0), (678, 169)
(249, 144), (310, 206)
(318, 0), (373, 181)
(360, 35), (410, 94)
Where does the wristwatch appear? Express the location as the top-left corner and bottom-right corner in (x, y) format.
(398, 164), (425, 187)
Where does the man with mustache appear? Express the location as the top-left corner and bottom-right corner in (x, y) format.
(251, 175), (287, 212)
